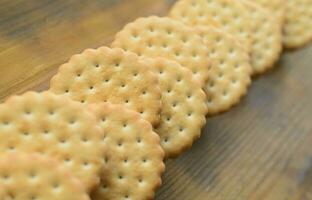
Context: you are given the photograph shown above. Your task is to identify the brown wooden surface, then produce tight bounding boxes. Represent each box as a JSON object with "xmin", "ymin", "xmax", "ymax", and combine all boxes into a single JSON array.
[{"xmin": 0, "ymin": 1, "xmax": 312, "ymax": 199}]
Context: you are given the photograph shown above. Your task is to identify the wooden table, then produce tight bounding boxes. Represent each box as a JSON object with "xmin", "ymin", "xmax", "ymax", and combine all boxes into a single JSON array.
[{"xmin": 1, "ymin": 1, "xmax": 312, "ymax": 199}]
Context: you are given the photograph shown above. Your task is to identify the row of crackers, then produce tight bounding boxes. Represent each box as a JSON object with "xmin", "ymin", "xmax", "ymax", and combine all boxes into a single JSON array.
[{"xmin": 0, "ymin": 0, "xmax": 311, "ymax": 199}]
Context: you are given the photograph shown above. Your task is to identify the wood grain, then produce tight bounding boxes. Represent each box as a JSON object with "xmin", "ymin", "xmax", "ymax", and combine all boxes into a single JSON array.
[
  {"xmin": 0, "ymin": 0, "xmax": 173, "ymax": 100},
  {"xmin": 0, "ymin": 1, "xmax": 312, "ymax": 200}
]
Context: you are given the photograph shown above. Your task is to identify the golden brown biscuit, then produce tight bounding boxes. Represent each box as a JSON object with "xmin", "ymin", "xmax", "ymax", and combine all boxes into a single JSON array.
[
  {"xmin": 49, "ymin": 46, "xmax": 161, "ymax": 126},
  {"xmin": 247, "ymin": 0, "xmax": 285, "ymax": 23},
  {"xmin": 0, "ymin": 91, "xmax": 104, "ymax": 191},
  {"xmin": 242, "ymin": 0, "xmax": 282, "ymax": 75},
  {"xmin": 0, "ymin": 152, "xmax": 90, "ymax": 200},
  {"xmin": 169, "ymin": 0, "xmax": 252, "ymax": 52},
  {"xmin": 283, "ymin": 0, "xmax": 312, "ymax": 48},
  {"xmin": 88, "ymin": 103, "xmax": 165, "ymax": 200},
  {"xmin": 145, "ymin": 57, "xmax": 207, "ymax": 158},
  {"xmin": 111, "ymin": 16, "xmax": 211, "ymax": 87},
  {"xmin": 196, "ymin": 26, "xmax": 251, "ymax": 115}
]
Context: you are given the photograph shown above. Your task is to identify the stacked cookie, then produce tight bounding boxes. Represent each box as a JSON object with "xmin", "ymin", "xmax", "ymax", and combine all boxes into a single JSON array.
[{"xmin": 0, "ymin": 0, "xmax": 311, "ymax": 199}]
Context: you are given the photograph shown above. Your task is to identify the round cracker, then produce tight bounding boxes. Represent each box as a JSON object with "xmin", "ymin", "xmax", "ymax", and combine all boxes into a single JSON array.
[
  {"xmin": 0, "ymin": 91, "xmax": 104, "ymax": 191},
  {"xmin": 169, "ymin": 0, "xmax": 252, "ymax": 52},
  {"xmin": 242, "ymin": 0, "xmax": 282, "ymax": 75},
  {"xmin": 247, "ymin": 0, "xmax": 285, "ymax": 24},
  {"xmin": 88, "ymin": 103, "xmax": 164, "ymax": 200},
  {"xmin": 146, "ymin": 58, "xmax": 207, "ymax": 158},
  {"xmin": 0, "ymin": 152, "xmax": 90, "ymax": 200},
  {"xmin": 49, "ymin": 46, "xmax": 161, "ymax": 126},
  {"xmin": 283, "ymin": 0, "xmax": 312, "ymax": 48},
  {"xmin": 196, "ymin": 26, "xmax": 252, "ymax": 115},
  {"xmin": 111, "ymin": 16, "xmax": 211, "ymax": 87}
]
